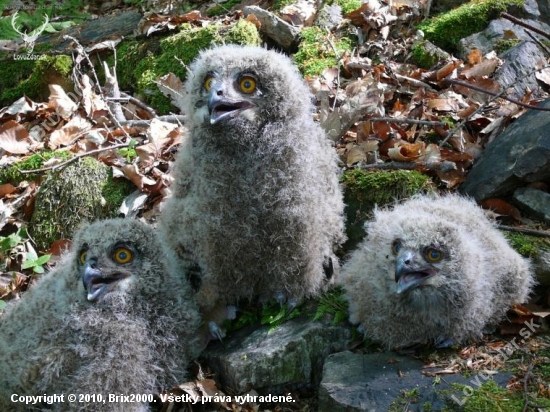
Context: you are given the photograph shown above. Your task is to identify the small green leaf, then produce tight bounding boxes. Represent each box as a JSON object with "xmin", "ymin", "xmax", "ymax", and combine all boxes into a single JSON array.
[
  {"xmin": 0, "ymin": 300, "xmax": 6, "ymax": 310},
  {"xmin": 34, "ymin": 254, "xmax": 51, "ymax": 266},
  {"xmin": 33, "ymin": 265, "xmax": 45, "ymax": 274}
]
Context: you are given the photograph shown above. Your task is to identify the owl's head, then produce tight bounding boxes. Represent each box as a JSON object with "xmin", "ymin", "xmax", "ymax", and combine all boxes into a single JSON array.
[
  {"xmin": 367, "ymin": 207, "xmax": 473, "ymax": 300},
  {"xmin": 184, "ymin": 45, "xmax": 313, "ymax": 132},
  {"xmin": 71, "ymin": 219, "xmax": 166, "ymax": 305}
]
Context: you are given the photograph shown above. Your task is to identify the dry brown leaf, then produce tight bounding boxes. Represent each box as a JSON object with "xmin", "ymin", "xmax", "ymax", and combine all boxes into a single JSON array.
[
  {"xmin": 0, "ymin": 183, "xmax": 16, "ymax": 198},
  {"xmin": 346, "ymin": 145, "xmax": 367, "ymax": 166},
  {"xmin": 480, "ymin": 198, "xmax": 521, "ymax": 221},
  {"xmin": 0, "ymin": 120, "xmax": 34, "ymax": 154},
  {"xmin": 466, "ymin": 49, "xmax": 482, "ymax": 65},
  {"xmin": 121, "ymin": 164, "xmax": 157, "ymax": 190},
  {"xmin": 387, "ymin": 141, "xmax": 424, "ymax": 161},
  {"xmin": 48, "ymin": 84, "xmax": 78, "ymax": 119},
  {"xmin": 49, "ymin": 115, "xmax": 92, "ymax": 149},
  {"xmin": 461, "ymin": 57, "xmax": 500, "ymax": 79}
]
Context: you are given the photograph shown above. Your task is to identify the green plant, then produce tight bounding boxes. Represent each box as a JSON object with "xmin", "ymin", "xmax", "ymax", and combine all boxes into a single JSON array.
[
  {"xmin": 261, "ymin": 302, "xmax": 301, "ymax": 331},
  {"xmin": 22, "ymin": 250, "xmax": 51, "ymax": 274},
  {"xmin": 313, "ymin": 286, "xmax": 349, "ymax": 325}
]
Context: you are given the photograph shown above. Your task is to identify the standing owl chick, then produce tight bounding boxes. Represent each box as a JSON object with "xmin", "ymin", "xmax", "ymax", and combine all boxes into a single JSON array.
[
  {"xmin": 340, "ymin": 194, "xmax": 534, "ymax": 349},
  {"xmin": 0, "ymin": 219, "xmax": 201, "ymax": 411},
  {"xmin": 159, "ymin": 45, "xmax": 346, "ymax": 318}
]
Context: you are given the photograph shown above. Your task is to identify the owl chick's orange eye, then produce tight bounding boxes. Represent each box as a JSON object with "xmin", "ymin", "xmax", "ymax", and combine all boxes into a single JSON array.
[
  {"xmin": 425, "ymin": 247, "xmax": 442, "ymax": 263},
  {"xmin": 239, "ymin": 76, "xmax": 256, "ymax": 94},
  {"xmin": 391, "ymin": 240, "xmax": 402, "ymax": 255},
  {"xmin": 79, "ymin": 250, "xmax": 87, "ymax": 265},
  {"xmin": 204, "ymin": 76, "xmax": 214, "ymax": 91},
  {"xmin": 113, "ymin": 247, "xmax": 133, "ymax": 264}
]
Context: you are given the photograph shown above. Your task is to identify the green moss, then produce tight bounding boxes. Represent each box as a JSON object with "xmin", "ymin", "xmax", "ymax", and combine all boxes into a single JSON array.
[
  {"xmin": 445, "ymin": 380, "xmax": 534, "ymax": 412},
  {"xmin": 294, "ymin": 27, "xmax": 353, "ymax": 76},
  {"xmin": 0, "ymin": 55, "xmax": 73, "ymax": 106},
  {"xmin": 272, "ymin": 0, "xmax": 295, "ymax": 11},
  {"xmin": 342, "ymin": 169, "xmax": 433, "ymax": 250},
  {"xmin": 329, "ymin": 0, "xmax": 361, "ymax": 14},
  {"xmin": 494, "ymin": 39, "xmax": 521, "ymax": 54},
  {"xmin": 388, "ymin": 388, "xmax": 422, "ymax": 412},
  {"xmin": 504, "ymin": 232, "xmax": 549, "ymax": 259},
  {"xmin": 223, "ymin": 19, "xmax": 261, "ymax": 46},
  {"xmin": 417, "ymin": 0, "xmax": 524, "ymax": 53},
  {"xmin": 412, "ymin": 42, "xmax": 440, "ymax": 69},
  {"xmin": 29, "ymin": 157, "xmax": 133, "ymax": 251},
  {"xmin": 0, "ymin": 151, "xmax": 72, "ymax": 185},
  {"xmin": 102, "ymin": 170, "xmax": 135, "ymax": 216}
]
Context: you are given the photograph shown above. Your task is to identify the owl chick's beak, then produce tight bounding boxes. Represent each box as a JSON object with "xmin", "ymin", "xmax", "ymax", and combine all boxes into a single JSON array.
[
  {"xmin": 395, "ymin": 250, "xmax": 437, "ymax": 294},
  {"xmin": 208, "ymin": 93, "xmax": 254, "ymax": 125},
  {"xmin": 82, "ymin": 260, "xmax": 129, "ymax": 302}
]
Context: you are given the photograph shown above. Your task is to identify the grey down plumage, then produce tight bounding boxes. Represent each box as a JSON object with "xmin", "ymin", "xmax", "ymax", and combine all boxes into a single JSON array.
[
  {"xmin": 159, "ymin": 45, "xmax": 346, "ymax": 313},
  {"xmin": 0, "ymin": 218, "xmax": 201, "ymax": 411},
  {"xmin": 340, "ymin": 194, "xmax": 535, "ymax": 348}
]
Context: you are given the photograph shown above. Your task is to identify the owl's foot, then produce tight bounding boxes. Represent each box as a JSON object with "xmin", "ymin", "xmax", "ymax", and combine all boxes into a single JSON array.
[
  {"xmin": 226, "ymin": 305, "xmax": 238, "ymax": 320},
  {"xmin": 273, "ymin": 291, "xmax": 299, "ymax": 311},
  {"xmin": 208, "ymin": 321, "xmax": 226, "ymax": 342},
  {"xmin": 434, "ymin": 336, "xmax": 455, "ymax": 349}
]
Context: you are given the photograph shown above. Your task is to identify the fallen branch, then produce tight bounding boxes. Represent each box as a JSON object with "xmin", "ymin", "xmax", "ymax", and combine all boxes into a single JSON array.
[
  {"xmin": 498, "ymin": 224, "xmax": 550, "ymax": 238},
  {"xmin": 18, "ymin": 143, "xmax": 129, "ymax": 174}
]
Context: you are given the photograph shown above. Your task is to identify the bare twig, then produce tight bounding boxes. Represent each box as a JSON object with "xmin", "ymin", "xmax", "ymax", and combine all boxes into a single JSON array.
[
  {"xmin": 370, "ymin": 117, "xmax": 447, "ymax": 126},
  {"xmin": 447, "ymin": 79, "xmax": 550, "ymax": 111},
  {"xmin": 521, "ymin": 360, "xmax": 535, "ymax": 412},
  {"xmin": 501, "ymin": 13, "xmax": 550, "ymax": 40},
  {"xmin": 18, "ymin": 143, "xmax": 129, "ymax": 174},
  {"xmin": 498, "ymin": 225, "xmax": 550, "ymax": 238}
]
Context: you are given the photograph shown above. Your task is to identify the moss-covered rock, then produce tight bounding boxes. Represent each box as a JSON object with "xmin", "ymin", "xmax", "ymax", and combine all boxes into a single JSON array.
[
  {"xmin": 294, "ymin": 26, "xmax": 353, "ymax": 77},
  {"xmin": 417, "ymin": 0, "xmax": 524, "ymax": 53},
  {"xmin": 0, "ymin": 55, "xmax": 73, "ymax": 106},
  {"xmin": 114, "ymin": 19, "xmax": 261, "ymax": 115},
  {"xmin": 341, "ymin": 169, "xmax": 434, "ymax": 251},
  {"xmin": 30, "ymin": 157, "xmax": 134, "ymax": 251},
  {"xmin": 0, "ymin": 150, "xmax": 72, "ymax": 185}
]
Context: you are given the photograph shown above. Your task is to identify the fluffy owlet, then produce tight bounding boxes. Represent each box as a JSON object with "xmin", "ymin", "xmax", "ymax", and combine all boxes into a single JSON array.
[
  {"xmin": 159, "ymin": 45, "xmax": 346, "ymax": 328},
  {"xmin": 0, "ymin": 218, "xmax": 202, "ymax": 411},
  {"xmin": 340, "ymin": 194, "xmax": 534, "ymax": 348}
]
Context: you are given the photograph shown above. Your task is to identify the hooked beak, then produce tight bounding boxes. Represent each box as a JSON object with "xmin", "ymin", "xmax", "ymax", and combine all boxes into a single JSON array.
[
  {"xmin": 395, "ymin": 250, "xmax": 437, "ymax": 294},
  {"xmin": 82, "ymin": 261, "xmax": 129, "ymax": 302},
  {"xmin": 208, "ymin": 93, "xmax": 254, "ymax": 125}
]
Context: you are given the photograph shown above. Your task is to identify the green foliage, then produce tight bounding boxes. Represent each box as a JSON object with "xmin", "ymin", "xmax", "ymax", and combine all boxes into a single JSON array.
[
  {"xmin": 341, "ymin": 169, "xmax": 434, "ymax": 249},
  {"xmin": 261, "ymin": 302, "xmax": 301, "ymax": 332},
  {"xmin": 313, "ymin": 286, "xmax": 349, "ymax": 325},
  {"xmin": 417, "ymin": 0, "xmax": 524, "ymax": 53},
  {"xmin": 294, "ymin": 27, "xmax": 353, "ymax": 76},
  {"xmin": 0, "ymin": 150, "xmax": 72, "ymax": 185},
  {"xmin": 22, "ymin": 251, "xmax": 51, "ymax": 274}
]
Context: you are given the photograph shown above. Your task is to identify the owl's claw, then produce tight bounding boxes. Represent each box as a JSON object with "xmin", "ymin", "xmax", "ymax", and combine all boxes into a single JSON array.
[
  {"xmin": 273, "ymin": 292, "xmax": 299, "ymax": 311},
  {"xmin": 208, "ymin": 321, "xmax": 226, "ymax": 342},
  {"xmin": 226, "ymin": 305, "xmax": 237, "ymax": 320},
  {"xmin": 434, "ymin": 336, "xmax": 455, "ymax": 348}
]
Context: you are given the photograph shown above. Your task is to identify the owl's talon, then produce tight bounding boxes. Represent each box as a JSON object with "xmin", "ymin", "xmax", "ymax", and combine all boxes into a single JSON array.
[
  {"xmin": 226, "ymin": 305, "xmax": 238, "ymax": 320},
  {"xmin": 208, "ymin": 321, "xmax": 226, "ymax": 342},
  {"xmin": 434, "ymin": 336, "xmax": 454, "ymax": 349}
]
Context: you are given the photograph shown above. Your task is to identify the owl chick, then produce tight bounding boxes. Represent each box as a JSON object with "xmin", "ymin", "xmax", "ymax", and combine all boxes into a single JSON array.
[
  {"xmin": 0, "ymin": 219, "xmax": 201, "ymax": 411},
  {"xmin": 159, "ymin": 45, "xmax": 346, "ymax": 321},
  {"xmin": 340, "ymin": 194, "xmax": 534, "ymax": 349}
]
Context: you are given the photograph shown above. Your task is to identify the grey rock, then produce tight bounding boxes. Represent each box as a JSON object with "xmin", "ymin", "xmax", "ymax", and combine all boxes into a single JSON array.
[
  {"xmin": 537, "ymin": 0, "xmax": 550, "ymax": 21},
  {"xmin": 495, "ymin": 41, "xmax": 548, "ymax": 100},
  {"xmin": 202, "ymin": 318, "xmax": 351, "ymax": 394},
  {"xmin": 461, "ymin": 98, "xmax": 550, "ymax": 202},
  {"xmin": 318, "ymin": 351, "xmax": 512, "ymax": 412},
  {"xmin": 458, "ymin": 18, "xmax": 550, "ymax": 58},
  {"xmin": 513, "ymin": 187, "xmax": 550, "ymax": 224},
  {"xmin": 243, "ymin": 6, "xmax": 300, "ymax": 51}
]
